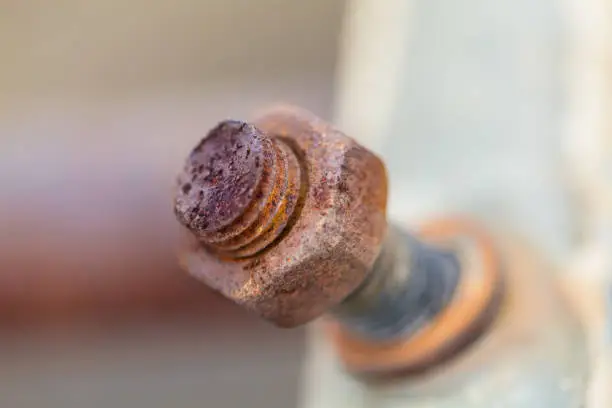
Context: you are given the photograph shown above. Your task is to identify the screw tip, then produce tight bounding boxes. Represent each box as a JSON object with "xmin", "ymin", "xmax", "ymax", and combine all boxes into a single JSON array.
[{"xmin": 174, "ymin": 120, "xmax": 267, "ymax": 235}]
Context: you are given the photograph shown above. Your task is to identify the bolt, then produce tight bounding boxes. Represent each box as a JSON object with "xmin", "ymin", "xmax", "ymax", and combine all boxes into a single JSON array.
[
  {"xmin": 331, "ymin": 225, "xmax": 461, "ymax": 342},
  {"xmin": 175, "ymin": 105, "xmax": 388, "ymax": 327},
  {"xmin": 175, "ymin": 120, "xmax": 302, "ymax": 259},
  {"xmin": 173, "ymin": 107, "xmax": 505, "ymax": 380},
  {"xmin": 173, "ymin": 106, "xmax": 503, "ymax": 365},
  {"xmin": 328, "ymin": 219, "xmax": 505, "ymax": 378}
]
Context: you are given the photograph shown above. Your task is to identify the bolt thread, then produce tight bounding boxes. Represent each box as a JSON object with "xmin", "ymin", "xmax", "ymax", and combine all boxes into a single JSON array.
[
  {"xmin": 202, "ymin": 137, "xmax": 302, "ymax": 258},
  {"xmin": 174, "ymin": 121, "xmax": 303, "ymax": 260}
]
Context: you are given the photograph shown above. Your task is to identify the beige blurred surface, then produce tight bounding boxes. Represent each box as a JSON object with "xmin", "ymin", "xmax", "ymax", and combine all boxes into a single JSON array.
[
  {"xmin": 0, "ymin": 319, "xmax": 304, "ymax": 408},
  {"xmin": 0, "ymin": 1, "xmax": 345, "ymax": 407},
  {"xmin": 0, "ymin": 0, "xmax": 341, "ymax": 100}
]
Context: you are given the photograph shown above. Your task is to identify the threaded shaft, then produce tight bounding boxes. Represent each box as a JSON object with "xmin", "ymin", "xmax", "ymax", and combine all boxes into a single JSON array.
[
  {"xmin": 174, "ymin": 120, "xmax": 302, "ymax": 259},
  {"xmin": 332, "ymin": 225, "xmax": 461, "ymax": 341}
]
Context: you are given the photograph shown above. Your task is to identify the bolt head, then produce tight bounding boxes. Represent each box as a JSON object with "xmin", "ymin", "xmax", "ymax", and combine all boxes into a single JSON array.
[{"xmin": 178, "ymin": 106, "xmax": 388, "ymax": 326}]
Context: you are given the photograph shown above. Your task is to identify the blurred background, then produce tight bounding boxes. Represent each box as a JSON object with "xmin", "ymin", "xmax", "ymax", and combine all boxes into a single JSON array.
[
  {"xmin": 1, "ymin": 0, "xmax": 611, "ymax": 407},
  {"xmin": 0, "ymin": 1, "xmax": 344, "ymax": 407}
]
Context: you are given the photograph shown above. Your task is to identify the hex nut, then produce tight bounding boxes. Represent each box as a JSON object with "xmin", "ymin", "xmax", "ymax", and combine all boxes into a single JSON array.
[{"xmin": 175, "ymin": 106, "xmax": 388, "ymax": 326}]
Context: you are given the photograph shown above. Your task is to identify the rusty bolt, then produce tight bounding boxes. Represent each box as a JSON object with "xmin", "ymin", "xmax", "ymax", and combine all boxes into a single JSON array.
[
  {"xmin": 174, "ymin": 119, "xmax": 302, "ymax": 259},
  {"xmin": 174, "ymin": 106, "xmax": 388, "ymax": 327}
]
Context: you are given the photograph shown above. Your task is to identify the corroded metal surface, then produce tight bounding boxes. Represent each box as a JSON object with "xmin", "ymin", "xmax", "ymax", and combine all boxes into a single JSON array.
[
  {"xmin": 175, "ymin": 120, "xmax": 269, "ymax": 236},
  {"xmin": 328, "ymin": 219, "xmax": 504, "ymax": 379},
  {"xmin": 331, "ymin": 225, "xmax": 461, "ymax": 342},
  {"xmin": 175, "ymin": 106, "xmax": 388, "ymax": 326},
  {"xmin": 175, "ymin": 120, "xmax": 302, "ymax": 258}
]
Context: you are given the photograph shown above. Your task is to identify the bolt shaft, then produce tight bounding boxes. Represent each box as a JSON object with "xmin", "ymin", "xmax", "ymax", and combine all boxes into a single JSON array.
[{"xmin": 332, "ymin": 224, "xmax": 461, "ymax": 341}]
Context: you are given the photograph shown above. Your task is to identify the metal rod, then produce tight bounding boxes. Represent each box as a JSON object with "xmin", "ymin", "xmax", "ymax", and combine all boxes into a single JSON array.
[{"xmin": 331, "ymin": 224, "xmax": 461, "ymax": 341}]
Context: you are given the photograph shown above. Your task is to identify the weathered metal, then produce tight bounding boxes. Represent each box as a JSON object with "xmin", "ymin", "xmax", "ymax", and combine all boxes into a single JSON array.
[
  {"xmin": 175, "ymin": 106, "xmax": 388, "ymax": 327},
  {"xmin": 327, "ymin": 219, "xmax": 504, "ymax": 379},
  {"xmin": 175, "ymin": 119, "xmax": 302, "ymax": 259},
  {"xmin": 174, "ymin": 107, "xmax": 507, "ymax": 382},
  {"xmin": 330, "ymin": 224, "xmax": 461, "ymax": 343}
]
